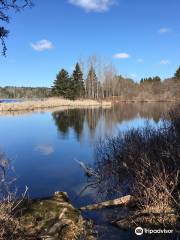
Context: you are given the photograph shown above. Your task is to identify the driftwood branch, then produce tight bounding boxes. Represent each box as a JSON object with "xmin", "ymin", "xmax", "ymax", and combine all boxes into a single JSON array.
[
  {"xmin": 75, "ymin": 159, "xmax": 99, "ymax": 178},
  {"xmin": 11, "ymin": 185, "xmax": 29, "ymax": 212},
  {"xmin": 80, "ymin": 195, "xmax": 135, "ymax": 211}
]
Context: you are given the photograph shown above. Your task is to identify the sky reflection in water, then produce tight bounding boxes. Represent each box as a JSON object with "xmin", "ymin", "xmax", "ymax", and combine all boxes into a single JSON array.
[{"xmin": 0, "ymin": 102, "xmax": 175, "ymax": 239}]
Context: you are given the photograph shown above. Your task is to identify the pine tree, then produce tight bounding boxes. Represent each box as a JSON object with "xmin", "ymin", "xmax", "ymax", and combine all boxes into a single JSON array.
[
  {"xmin": 52, "ymin": 69, "xmax": 70, "ymax": 98},
  {"xmin": 175, "ymin": 66, "xmax": 180, "ymax": 80},
  {"xmin": 86, "ymin": 66, "xmax": 98, "ymax": 99},
  {"xmin": 140, "ymin": 78, "xmax": 144, "ymax": 84},
  {"xmin": 72, "ymin": 63, "xmax": 85, "ymax": 98},
  {"xmin": 153, "ymin": 76, "xmax": 161, "ymax": 82}
]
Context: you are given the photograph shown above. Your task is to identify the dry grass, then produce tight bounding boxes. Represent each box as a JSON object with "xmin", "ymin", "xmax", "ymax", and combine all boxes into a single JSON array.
[
  {"xmin": 0, "ymin": 201, "xmax": 33, "ymax": 240},
  {"xmin": 0, "ymin": 98, "xmax": 111, "ymax": 112},
  {"xmin": 0, "ymin": 154, "xmax": 30, "ymax": 239},
  {"xmin": 134, "ymin": 158, "xmax": 179, "ymax": 226},
  {"xmin": 94, "ymin": 107, "xmax": 180, "ymax": 227}
]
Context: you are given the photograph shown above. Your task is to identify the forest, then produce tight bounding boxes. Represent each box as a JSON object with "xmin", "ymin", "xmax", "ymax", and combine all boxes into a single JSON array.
[
  {"xmin": 51, "ymin": 59, "xmax": 180, "ymax": 101},
  {"xmin": 1, "ymin": 62, "xmax": 180, "ymax": 101},
  {"xmin": 0, "ymin": 86, "xmax": 51, "ymax": 99}
]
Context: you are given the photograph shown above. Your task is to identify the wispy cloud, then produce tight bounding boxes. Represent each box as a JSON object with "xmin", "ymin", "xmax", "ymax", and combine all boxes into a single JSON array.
[
  {"xmin": 130, "ymin": 73, "xmax": 138, "ymax": 79},
  {"xmin": 31, "ymin": 39, "xmax": 54, "ymax": 52},
  {"xmin": 113, "ymin": 52, "xmax": 131, "ymax": 59},
  {"xmin": 158, "ymin": 27, "xmax": 172, "ymax": 34},
  {"xmin": 160, "ymin": 59, "xmax": 170, "ymax": 65},
  {"xmin": 68, "ymin": 0, "xmax": 116, "ymax": 12},
  {"xmin": 137, "ymin": 58, "xmax": 143, "ymax": 63},
  {"xmin": 35, "ymin": 144, "xmax": 54, "ymax": 156}
]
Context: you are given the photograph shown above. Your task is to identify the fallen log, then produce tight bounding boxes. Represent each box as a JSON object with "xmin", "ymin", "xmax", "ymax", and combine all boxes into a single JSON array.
[{"xmin": 80, "ymin": 195, "xmax": 135, "ymax": 211}]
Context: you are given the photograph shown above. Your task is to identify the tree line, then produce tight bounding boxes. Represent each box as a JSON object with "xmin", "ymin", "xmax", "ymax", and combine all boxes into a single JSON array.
[
  {"xmin": 51, "ymin": 62, "xmax": 136, "ymax": 100},
  {"xmin": 0, "ymin": 87, "xmax": 51, "ymax": 99},
  {"xmin": 52, "ymin": 63, "xmax": 85, "ymax": 100},
  {"xmin": 140, "ymin": 76, "xmax": 161, "ymax": 84},
  {"xmin": 140, "ymin": 67, "xmax": 180, "ymax": 84},
  {"xmin": 1, "ymin": 63, "xmax": 180, "ymax": 100},
  {"xmin": 52, "ymin": 63, "xmax": 103, "ymax": 100},
  {"xmin": 52, "ymin": 61, "xmax": 180, "ymax": 100}
]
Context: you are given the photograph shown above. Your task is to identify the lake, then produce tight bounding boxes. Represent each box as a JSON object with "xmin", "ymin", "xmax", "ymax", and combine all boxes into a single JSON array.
[
  {"xmin": 0, "ymin": 102, "xmax": 176, "ymax": 239},
  {"xmin": 0, "ymin": 99, "xmax": 23, "ymax": 103}
]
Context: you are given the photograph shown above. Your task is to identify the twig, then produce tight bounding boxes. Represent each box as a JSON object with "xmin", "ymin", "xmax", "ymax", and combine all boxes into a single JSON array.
[{"xmin": 11, "ymin": 185, "xmax": 29, "ymax": 212}]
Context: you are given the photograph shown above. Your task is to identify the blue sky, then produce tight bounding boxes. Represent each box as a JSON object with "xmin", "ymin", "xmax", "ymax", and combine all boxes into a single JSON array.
[{"xmin": 0, "ymin": 0, "xmax": 180, "ymax": 87}]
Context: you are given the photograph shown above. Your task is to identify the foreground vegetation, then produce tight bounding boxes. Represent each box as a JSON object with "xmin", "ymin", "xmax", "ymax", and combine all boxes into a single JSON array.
[
  {"xmin": 0, "ymin": 0, "xmax": 33, "ymax": 56},
  {"xmin": 0, "ymin": 192, "xmax": 95, "ymax": 240},
  {"xmin": 93, "ymin": 108, "xmax": 180, "ymax": 228}
]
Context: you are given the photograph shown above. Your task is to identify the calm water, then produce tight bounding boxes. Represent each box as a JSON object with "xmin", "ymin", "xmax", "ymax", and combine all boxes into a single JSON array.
[
  {"xmin": 0, "ymin": 102, "xmax": 176, "ymax": 239},
  {"xmin": 0, "ymin": 99, "xmax": 23, "ymax": 103}
]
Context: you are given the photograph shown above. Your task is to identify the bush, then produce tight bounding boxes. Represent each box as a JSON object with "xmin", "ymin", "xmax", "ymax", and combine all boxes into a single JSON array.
[{"xmin": 94, "ymin": 108, "xmax": 180, "ymax": 215}]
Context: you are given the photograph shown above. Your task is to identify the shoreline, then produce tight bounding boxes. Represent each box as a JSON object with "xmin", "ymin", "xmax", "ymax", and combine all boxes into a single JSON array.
[
  {"xmin": 0, "ymin": 191, "xmax": 95, "ymax": 240},
  {"xmin": 0, "ymin": 97, "xmax": 180, "ymax": 112},
  {"xmin": 0, "ymin": 98, "xmax": 111, "ymax": 112}
]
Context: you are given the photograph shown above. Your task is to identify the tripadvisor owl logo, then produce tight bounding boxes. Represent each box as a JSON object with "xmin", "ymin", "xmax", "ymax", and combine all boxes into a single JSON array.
[{"xmin": 135, "ymin": 227, "xmax": 144, "ymax": 235}]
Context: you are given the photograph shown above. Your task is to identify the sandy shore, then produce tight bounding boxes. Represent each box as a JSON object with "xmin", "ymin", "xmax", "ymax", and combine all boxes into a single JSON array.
[{"xmin": 0, "ymin": 98, "xmax": 112, "ymax": 112}]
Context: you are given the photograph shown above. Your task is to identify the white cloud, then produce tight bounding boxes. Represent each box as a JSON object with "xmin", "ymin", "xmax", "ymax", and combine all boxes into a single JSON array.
[
  {"xmin": 68, "ymin": 0, "xmax": 116, "ymax": 12},
  {"xmin": 113, "ymin": 53, "xmax": 131, "ymax": 59},
  {"xmin": 35, "ymin": 144, "xmax": 54, "ymax": 156},
  {"xmin": 31, "ymin": 39, "xmax": 54, "ymax": 52},
  {"xmin": 137, "ymin": 58, "xmax": 143, "ymax": 63},
  {"xmin": 160, "ymin": 59, "xmax": 170, "ymax": 65},
  {"xmin": 158, "ymin": 28, "xmax": 171, "ymax": 34},
  {"xmin": 130, "ymin": 74, "xmax": 137, "ymax": 78}
]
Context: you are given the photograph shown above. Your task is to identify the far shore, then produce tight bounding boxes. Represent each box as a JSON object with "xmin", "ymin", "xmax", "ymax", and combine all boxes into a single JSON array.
[
  {"xmin": 0, "ymin": 98, "xmax": 112, "ymax": 112},
  {"xmin": 0, "ymin": 97, "xmax": 180, "ymax": 112}
]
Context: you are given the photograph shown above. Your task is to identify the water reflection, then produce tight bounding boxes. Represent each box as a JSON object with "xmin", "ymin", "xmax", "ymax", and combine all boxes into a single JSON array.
[
  {"xmin": 52, "ymin": 109, "xmax": 86, "ymax": 139},
  {"xmin": 0, "ymin": 102, "xmax": 177, "ymax": 240},
  {"xmin": 0, "ymin": 152, "xmax": 16, "ymax": 199},
  {"xmin": 35, "ymin": 144, "xmax": 54, "ymax": 156},
  {"xmin": 52, "ymin": 102, "xmax": 174, "ymax": 142}
]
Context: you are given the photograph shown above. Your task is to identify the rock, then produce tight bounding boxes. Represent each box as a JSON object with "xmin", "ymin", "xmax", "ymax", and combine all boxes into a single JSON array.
[
  {"xmin": 20, "ymin": 191, "xmax": 95, "ymax": 240},
  {"xmin": 48, "ymin": 222, "xmax": 66, "ymax": 235}
]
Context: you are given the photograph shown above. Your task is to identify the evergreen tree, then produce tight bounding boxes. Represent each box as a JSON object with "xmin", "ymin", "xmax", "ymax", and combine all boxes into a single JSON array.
[
  {"xmin": 86, "ymin": 66, "xmax": 98, "ymax": 98},
  {"xmin": 175, "ymin": 66, "xmax": 180, "ymax": 80},
  {"xmin": 52, "ymin": 69, "xmax": 70, "ymax": 98},
  {"xmin": 153, "ymin": 76, "xmax": 161, "ymax": 82},
  {"xmin": 72, "ymin": 63, "xmax": 85, "ymax": 98},
  {"xmin": 140, "ymin": 78, "xmax": 144, "ymax": 84},
  {"xmin": 140, "ymin": 76, "xmax": 161, "ymax": 84}
]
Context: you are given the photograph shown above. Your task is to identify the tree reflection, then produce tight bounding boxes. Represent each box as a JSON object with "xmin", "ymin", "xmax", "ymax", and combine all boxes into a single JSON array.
[
  {"xmin": 89, "ymin": 105, "xmax": 179, "ymax": 203},
  {"xmin": 52, "ymin": 109, "xmax": 86, "ymax": 139},
  {"xmin": 52, "ymin": 103, "xmax": 174, "ymax": 142}
]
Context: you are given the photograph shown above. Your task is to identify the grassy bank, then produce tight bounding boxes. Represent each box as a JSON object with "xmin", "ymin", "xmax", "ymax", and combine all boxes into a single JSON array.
[
  {"xmin": 0, "ymin": 98, "xmax": 111, "ymax": 112},
  {"xmin": 0, "ymin": 193, "xmax": 95, "ymax": 240}
]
